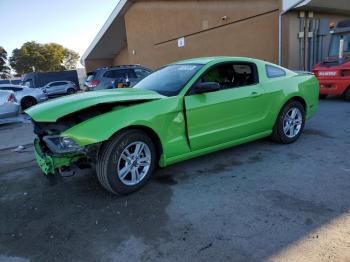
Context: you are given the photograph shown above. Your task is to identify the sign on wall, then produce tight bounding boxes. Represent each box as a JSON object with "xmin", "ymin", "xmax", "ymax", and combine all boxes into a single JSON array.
[{"xmin": 178, "ymin": 37, "xmax": 185, "ymax": 48}]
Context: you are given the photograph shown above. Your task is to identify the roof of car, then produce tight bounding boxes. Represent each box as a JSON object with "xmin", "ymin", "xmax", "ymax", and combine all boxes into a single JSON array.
[
  {"xmin": 0, "ymin": 84, "xmax": 28, "ymax": 89},
  {"xmin": 174, "ymin": 56, "xmax": 257, "ymax": 65}
]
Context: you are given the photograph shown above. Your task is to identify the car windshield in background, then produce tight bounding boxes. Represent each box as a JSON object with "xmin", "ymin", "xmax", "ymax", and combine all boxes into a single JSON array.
[{"xmin": 134, "ymin": 64, "xmax": 202, "ymax": 96}]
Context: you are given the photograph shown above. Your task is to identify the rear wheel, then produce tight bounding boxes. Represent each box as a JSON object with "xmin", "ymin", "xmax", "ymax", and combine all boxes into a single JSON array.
[
  {"xmin": 67, "ymin": 88, "xmax": 76, "ymax": 95},
  {"xmin": 21, "ymin": 97, "xmax": 37, "ymax": 110},
  {"xmin": 319, "ymin": 94, "xmax": 327, "ymax": 99},
  {"xmin": 271, "ymin": 100, "xmax": 305, "ymax": 144},
  {"xmin": 96, "ymin": 129, "xmax": 157, "ymax": 195}
]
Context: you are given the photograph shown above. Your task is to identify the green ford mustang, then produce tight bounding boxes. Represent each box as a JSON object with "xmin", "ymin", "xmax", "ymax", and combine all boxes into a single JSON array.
[{"xmin": 26, "ymin": 57, "xmax": 319, "ymax": 195}]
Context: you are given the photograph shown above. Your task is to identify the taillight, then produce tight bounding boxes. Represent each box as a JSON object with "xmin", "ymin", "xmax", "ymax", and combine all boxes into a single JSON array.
[
  {"xmin": 90, "ymin": 80, "xmax": 100, "ymax": 88},
  {"xmin": 7, "ymin": 94, "xmax": 15, "ymax": 103}
]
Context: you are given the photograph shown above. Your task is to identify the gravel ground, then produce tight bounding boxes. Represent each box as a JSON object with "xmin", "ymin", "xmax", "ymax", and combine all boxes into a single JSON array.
[{"xmin": 0, "ymin": 98, "xmax": 349, "ymax": 262}]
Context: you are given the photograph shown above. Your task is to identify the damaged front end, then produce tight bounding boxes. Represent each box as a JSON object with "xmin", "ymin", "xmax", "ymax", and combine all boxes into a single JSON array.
[
  {"xmin": 26, "ymin": 88, "xmax": 165, "ymax": 177},
  {"xmin": 32, "ymin": 120, "xmax": 100, "ymax": 177}
]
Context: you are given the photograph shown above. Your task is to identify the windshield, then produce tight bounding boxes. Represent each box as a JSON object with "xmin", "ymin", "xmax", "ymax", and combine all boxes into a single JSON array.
[
  {"xmin": 329, "ymin": 33, "xmax": 350, "ymax": 57},
  {"xmin": 134, "ymin": 64, "xmax": 203, "ymax": 96}
]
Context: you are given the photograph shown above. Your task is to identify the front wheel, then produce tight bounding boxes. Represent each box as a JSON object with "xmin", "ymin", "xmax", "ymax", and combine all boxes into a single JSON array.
[
  {"xmin": 271, "ymin": 100, "xmax": 305, "ymax": 144},
  {"xmin": 96, "ymin": 130, "xmax": 157, "ymax": 195}
]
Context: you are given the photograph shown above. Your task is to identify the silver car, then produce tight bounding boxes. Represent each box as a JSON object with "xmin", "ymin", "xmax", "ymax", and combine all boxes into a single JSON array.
[
  {"xmin": 0, "ymin": 84, "xmax": 48, "ymax": 110},
  {"xmin": 0, "ymin": 90, "xmax": 20, "ymax": 118},
  {"xmin": 42, "ymin": 81, "xmax": 77, "ymax": 96}
]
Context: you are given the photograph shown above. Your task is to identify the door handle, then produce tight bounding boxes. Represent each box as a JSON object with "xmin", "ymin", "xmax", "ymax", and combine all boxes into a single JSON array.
[{"xmin": 250, "ymin": 91, "xmax": 262, "ymax": 98}]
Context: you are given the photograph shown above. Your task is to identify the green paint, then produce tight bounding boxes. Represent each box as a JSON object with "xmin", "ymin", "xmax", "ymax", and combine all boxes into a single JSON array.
[{"xmin": 27, "ymin": 57, "xmax": 319, "ymax": 171}]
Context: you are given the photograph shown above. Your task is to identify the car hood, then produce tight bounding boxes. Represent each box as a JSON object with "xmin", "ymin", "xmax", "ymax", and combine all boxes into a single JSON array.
[{"xmin": 26, "ymin": 88, "xmax": 165, "ymax": 122}]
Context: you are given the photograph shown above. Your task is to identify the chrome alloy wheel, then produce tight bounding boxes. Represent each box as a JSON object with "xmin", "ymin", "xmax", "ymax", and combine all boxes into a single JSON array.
[
  {"xmin": 283, "ymin": 107, "xmax": 303, "ymax": 138},
  {"xmin": 117, "ymin": 141, "xmax": 151, "ymax": 186}
]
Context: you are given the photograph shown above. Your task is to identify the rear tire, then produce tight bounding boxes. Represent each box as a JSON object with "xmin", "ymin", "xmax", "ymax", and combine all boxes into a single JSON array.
[
  {"xmin": 344, "ymin": 87, "xmax": 350, "ymax": 102},
  {"xmin": 96, "ymin": 129, "xmax": 157, "ymax": 195},
  {"xmin": 67, "ymin": 88, "xmax": 76, "ymax": 95},
  {"xmin": 271, "ymin": 100, "xmax": 305, "ymax": 144},
  {"xmin": 21, "ymin": 97, "xmax": 37, "ymax": 110},
  {"xmin": 319, "ymin": 94, "xmax": 327, "ymax": 99}
]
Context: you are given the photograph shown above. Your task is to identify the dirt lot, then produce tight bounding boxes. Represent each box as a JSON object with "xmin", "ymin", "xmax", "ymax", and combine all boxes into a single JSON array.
[{"xmin": 0, "ymin": 98, "xmax": 349, "ymax": 262}]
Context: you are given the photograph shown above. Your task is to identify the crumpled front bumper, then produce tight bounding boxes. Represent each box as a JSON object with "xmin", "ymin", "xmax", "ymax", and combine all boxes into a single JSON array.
[{"xmin": 34, "ymin": 138, "xmax": 85, "ymax": 175}]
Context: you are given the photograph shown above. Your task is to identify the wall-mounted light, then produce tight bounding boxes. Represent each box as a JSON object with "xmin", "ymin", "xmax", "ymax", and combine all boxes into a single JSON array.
[{"xmin": 132, "ymin": 49, "xmax": 136, "ymax": 55}]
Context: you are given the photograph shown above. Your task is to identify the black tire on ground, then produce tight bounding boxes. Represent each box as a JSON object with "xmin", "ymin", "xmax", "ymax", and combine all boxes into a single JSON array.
[
  {"xmin": 67, "ymin": 88, "xmax": 76, "ymax": 95},
  {"xmin": 270, "ymin": 100, "xmax": 306, "ymax": 144},
  {"xmin": 21, "ymin": 97, "xmax": 37, "ymax": 110},
  {"xmin": 96, "ymin": 129, "xmax": 157, "ymax": 195},
  {"xmin": 319, "ymin": 94, "xmax": 327, "ymax": 99},
  {"xmin": 344, "ymin": 87, "xmax": 350, "ymax": 102}
]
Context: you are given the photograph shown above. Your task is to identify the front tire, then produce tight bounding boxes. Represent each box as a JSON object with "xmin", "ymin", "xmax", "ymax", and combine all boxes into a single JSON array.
[
  {"xmin": 271, "ymin": 100, "xmax": 305, "ymax": 144},
  {"xmin": 96, "ymin": 129, "xmax": 157, "ymax": 195}
]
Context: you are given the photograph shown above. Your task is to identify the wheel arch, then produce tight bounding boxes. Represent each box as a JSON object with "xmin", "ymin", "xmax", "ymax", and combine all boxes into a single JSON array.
[
  {"xmin": 107, "ymin": 125, "xmax": 164, "ymax": 162},
  {"xmin": 20, "ymin": 96, "xmax": 37, "ymax": 106},
  {"xmin": 272, "ymin": 95, "xmax": 307, "ymax": 128}
]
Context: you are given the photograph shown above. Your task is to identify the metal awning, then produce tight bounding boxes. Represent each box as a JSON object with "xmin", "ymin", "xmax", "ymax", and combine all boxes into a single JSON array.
[{"xmin": 294, "ymin": 0, "xmax": 350, "ymax": 15}]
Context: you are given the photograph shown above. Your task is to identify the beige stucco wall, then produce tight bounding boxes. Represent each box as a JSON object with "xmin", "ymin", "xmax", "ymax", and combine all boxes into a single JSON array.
[
  {"xmin": 113, "ymin": 47, "xmax": 130, "ymax": 65},
  {"xmin": 85, "ymin": 59, "xmax": 113, "ymax": 73},
  {"xmin": 113, "ymin": 0, "xmax": 280, "ymax": 69}
]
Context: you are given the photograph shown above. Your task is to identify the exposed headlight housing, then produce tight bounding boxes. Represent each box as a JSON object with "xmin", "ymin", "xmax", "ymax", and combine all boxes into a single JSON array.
[{"xmin": 43, "ymin": 135, "xmax": 84, "ymax": 154}]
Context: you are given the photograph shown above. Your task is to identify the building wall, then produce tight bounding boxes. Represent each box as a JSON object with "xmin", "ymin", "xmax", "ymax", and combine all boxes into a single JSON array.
[
  {"xmin": 114, "ymin": 0, "xmax": 280, "ymax": 69},
  {"xmin": 283, "ymin": 11, "xmax": 349, "ymax": 70},
  {"xmin": 85, "ymin": 59, "xmax": 113, "ymax": 73},
  {"xmin": 113, "ymin": 47, "xmax": 130, "ymax": 65}
]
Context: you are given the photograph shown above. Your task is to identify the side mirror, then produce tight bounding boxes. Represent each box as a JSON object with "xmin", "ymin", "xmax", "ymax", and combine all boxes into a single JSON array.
[{"xmin": 193, "ymin": 82, "xmax": 220, "ymax": 94}]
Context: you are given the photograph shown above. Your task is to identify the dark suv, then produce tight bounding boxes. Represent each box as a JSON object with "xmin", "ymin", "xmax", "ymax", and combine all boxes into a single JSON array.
[{"xmin": 84, "ymin": 65, "xmax": 152, "ymax": 91}]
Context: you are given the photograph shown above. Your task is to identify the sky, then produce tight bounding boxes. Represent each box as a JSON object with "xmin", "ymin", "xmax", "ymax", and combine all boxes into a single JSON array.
[{"xmin": 0, "ymin": 0, "xmax": 119, "ymax": 67}]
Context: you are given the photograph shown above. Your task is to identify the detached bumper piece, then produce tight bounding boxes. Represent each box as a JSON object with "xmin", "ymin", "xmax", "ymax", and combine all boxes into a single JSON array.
[{"xmin": 34, "ymin": 138, "xmax": 85, "ymax": 176}]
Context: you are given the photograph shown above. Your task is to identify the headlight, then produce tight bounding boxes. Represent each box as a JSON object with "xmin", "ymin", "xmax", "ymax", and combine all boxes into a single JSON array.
[{"xmin": 43, "ymin": 135, "xmax": 84, "ymax": 154}]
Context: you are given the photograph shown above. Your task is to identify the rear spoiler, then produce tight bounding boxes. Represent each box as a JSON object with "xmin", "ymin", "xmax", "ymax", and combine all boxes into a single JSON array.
[{"xmin": 293, "ymin": 70, "xmax": 314, "ymax": 75}]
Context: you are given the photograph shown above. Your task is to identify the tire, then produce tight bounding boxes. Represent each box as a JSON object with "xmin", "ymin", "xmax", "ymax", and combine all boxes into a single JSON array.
[
  {"xmin": 319, "ymin": 94, "xmax": 327, "ymax": 100},
  {"xmin": 271, "ymin": 100, "xmax": 305, "ymax": 144},
  {"xmin": 344, "ymin": 87, "xmax": 350, "ymax": 102},
  {"xmin": 96, "ymin": 129, "xmax": 157, "ymax": 195},
  {"xmin": 67, "ymin": 88, "xmax": 76, "ymax": 95},
  {"xmin": 21, "ymin": 97, "xmax": 37, "ymax": 110}
]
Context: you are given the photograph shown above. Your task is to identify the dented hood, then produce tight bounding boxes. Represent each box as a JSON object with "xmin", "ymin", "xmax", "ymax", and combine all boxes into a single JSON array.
[{"xmin": 26, "ymin": 88, "xmax": 165, "ymax": 122}]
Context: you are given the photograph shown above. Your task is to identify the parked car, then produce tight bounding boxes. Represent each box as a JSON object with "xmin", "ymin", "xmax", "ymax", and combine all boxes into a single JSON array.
[
  {"xmin": 42, "ymin": 81, "xmax": 77, "ymax": 96},
  {"xmin": 0, "ymin": 90, "xmax": 20, "ymax": 118},
  {"xmin": 26, "ymin": 57, "xmax": 319, "ymax": 195},
  {"xmin": 84, "ymin": 65, "xmax": 152, "ymax": 91},
  {"xmin": 0, "ymin": 84, "xmax": 48, "ymax": 110},
  {"xmin": 22, "ymin": 70, "xmax": 79, "ymax": 89}
]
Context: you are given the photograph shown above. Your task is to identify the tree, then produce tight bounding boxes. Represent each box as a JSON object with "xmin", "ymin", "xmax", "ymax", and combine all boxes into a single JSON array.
[
  {"xmin": 10, "ymin": 41, "xmax": 80, "ymax": 75},
  {"xmin": 0, "ymin": 47, "xmax": 11, "ymax": 79}
]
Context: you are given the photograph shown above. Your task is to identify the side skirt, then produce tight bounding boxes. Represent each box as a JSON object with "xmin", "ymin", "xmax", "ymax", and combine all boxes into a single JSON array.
[{"xmin": 159, "ymin": 130, "xmax": 272, "ymax": 167}]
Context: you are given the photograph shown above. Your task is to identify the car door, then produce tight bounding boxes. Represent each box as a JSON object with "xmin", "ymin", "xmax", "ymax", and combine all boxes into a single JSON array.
[
  {"xmin": 184, "ymin": 62, "xmax": 271, "ymax": 151},
  {"xmin": 49, "ymin": 82, "xmax": 63, "ymax": 95},
  {"xmin": 57, "ymin": 81, "xmax": 68, "ymax": 94}
]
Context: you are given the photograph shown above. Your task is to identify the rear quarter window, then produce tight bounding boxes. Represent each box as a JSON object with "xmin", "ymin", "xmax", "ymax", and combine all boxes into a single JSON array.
[{"xmin": 266, "ymin": 65, "xmax": 286, "ymax": 78}]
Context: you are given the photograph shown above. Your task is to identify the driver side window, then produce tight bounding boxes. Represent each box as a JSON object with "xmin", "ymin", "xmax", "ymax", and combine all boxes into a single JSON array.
[{"xmin": 200, "ymin": 62, "xmax": 258, "ymax": 90}]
